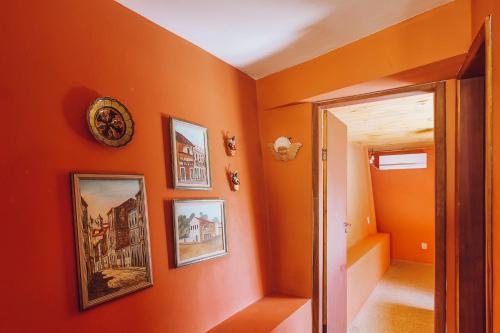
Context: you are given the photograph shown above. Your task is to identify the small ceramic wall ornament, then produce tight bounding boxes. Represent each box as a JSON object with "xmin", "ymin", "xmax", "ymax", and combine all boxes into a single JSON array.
[
  {"xmin": 226, "ymin": 166, "xmax": 240, "ymax": 191},
  {"xmin": 224, "ymin": 132, "xmax": 237, "ymax": 156},
  {"xmin": 268, "ymin": 136, "xmax": 302, "ymax": 161},
  {"xmin": 87, "ymin": 97, "xmax": 134, "ymax": 148}
]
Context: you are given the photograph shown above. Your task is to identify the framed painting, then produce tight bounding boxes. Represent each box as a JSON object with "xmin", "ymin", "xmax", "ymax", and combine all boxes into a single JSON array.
[
  {"xmin": 172, "ymin": 199, "xmax": 228, "ymax": 267},
  {"xmin": 170, "ymin": 117, "xmax": 212, "ymax": 190},
  {"xmin": 71, "ymin": 173, "xmax": 153, "ymax": 310}
]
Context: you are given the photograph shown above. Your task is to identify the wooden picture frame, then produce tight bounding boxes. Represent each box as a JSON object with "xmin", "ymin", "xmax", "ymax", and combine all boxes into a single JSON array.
[
  {"xmin": 71, "ymin": 173, "xmax": 153, "ymax": 310},
  {"xmin": 172, "ymin": 199, "xmax": 228, "ymax": 267},
  {"xmin": 170, "ymin": 117, "xmax": 212, "ymax": 190}
]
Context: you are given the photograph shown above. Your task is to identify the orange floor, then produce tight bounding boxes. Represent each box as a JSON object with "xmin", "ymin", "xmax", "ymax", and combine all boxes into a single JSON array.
[{"xmin": 349, "ymin": 261, "xmax": 434, "ymax": 333}]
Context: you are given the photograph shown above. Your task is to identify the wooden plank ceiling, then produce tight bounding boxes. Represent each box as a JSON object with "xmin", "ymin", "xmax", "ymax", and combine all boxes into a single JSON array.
[{"xmin": 328, "ymin": 92, "xmax": 434, "ymax": 151}]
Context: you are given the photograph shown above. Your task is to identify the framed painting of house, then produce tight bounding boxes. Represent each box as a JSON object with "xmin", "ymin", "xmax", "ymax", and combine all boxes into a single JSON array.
[
  {"xmin": 172, "ymin": 199, "xmax": 228, "ymax": 267},
  {"xmin": 71, "ymin": 173, "xmax": 153, "ymax": 310},
  {"xmin": 170, "ymin": 117, "xmax": 212, "ymax": 190}
]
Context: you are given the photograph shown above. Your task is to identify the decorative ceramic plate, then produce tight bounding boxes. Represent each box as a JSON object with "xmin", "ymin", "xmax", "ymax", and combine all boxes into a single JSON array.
[{"xmin": 87, "ymin": 97, "xmax": 134, "ymax": 147}]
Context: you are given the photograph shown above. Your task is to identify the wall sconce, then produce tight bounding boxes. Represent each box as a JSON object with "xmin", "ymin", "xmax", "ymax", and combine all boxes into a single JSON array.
[
  {"xmin": 268, "ymin": 136, "xmax": 302, "ymax": 161},
  {"xmin": 368, "ymin": 149, "xmax": 380, "ymax": 169},
  {"xmin": 369, "ymin": 149, "xmax": 375, "ymax": 165}
]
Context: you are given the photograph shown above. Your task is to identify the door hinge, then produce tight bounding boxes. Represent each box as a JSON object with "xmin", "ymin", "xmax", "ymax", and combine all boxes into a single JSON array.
[{"xmin": 322, "ymin": 148, "xmax": 327, "ymax": 161}]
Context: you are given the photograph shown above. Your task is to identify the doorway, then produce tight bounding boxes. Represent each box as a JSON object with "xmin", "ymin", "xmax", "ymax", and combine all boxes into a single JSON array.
[
  {"xmin": 311, "ymin": 16, "xmax": 492, "ymax": 333},
  {"xmin": 317, "ymin": 84, "xmax": 446, "ymax": 333},
  {"xmin": 333, "ymin": 90, "xmax": 439, "ymax": 333}
]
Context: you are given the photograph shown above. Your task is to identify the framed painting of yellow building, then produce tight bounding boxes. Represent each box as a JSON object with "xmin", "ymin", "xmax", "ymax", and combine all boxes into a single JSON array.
[
  {"xmin": 71, "ymin": 173, "xmax": 153, "ymax": 310},
  {"xmin": 172, "ymin": 199, "xmax": 228, "ymax": 267},
  {"xmin": 170, "ymin": 117, "xmax": 212, "ymax": 190}
]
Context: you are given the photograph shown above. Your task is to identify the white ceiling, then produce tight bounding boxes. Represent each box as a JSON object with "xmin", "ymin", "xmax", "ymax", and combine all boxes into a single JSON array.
[
  {"xmin": 329, "ymin": 92, "xmax": 434, "ymax": 151},
  {"xmin": 116, "ymin": 0, "xmax": 452, "ymax": 79}
]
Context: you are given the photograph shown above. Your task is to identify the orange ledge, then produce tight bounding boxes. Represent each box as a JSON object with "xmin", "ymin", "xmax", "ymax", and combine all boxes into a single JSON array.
[
  {"xmin": 347, "ymin": 233, "xmax": 391, "ymax": 324},
  {"xmin": 207, "ymin": 295, "xmax": 312, "ymax": 333}
]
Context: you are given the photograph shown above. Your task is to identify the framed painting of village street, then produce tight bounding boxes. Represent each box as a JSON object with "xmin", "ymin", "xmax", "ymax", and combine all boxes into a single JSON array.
[
  {"xmin": 172, "ymin": 199, "xmax": 228, "ymax": 267},
  {"xmin": 170, "ymin": 117, "xmax": 212, "ymax": 190},
  {"xmin": 71, "ymin": 173, "xmax": 153, "ymax": 310}
]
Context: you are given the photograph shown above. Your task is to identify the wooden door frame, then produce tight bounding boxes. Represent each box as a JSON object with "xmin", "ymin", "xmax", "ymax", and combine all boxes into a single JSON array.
[
  {"xmin": 455, "ymin": 15, "xmax": 493, "ymax": 333},
  {"xmin": 311, "ymin": 81, "xmax": 447, "ymax": 333},
  {"xmin": 484, "ymin": 16, "xmax": 493, "ymax": 333}
]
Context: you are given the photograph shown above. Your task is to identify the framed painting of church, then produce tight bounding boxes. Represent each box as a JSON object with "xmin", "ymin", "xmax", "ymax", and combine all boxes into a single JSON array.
[
  {"xmin": 172, "ymin": 199, "xmax": 228, "ymax": 267},
  {"xmin": 170, "ymin": 117, "xmax": 212, "ymax": 190},
  {"xmin": 71, "ymin": 173, "xmax": 153, "ymax": 310}
]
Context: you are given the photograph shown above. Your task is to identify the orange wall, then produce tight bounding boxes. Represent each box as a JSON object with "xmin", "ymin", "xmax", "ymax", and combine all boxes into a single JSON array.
[
  {"xmin": 370, "ymin": 149, "xmax": 435, "ymax": 264},
  {"xmin": 256, "ymin": 0, "xmax": 470, "ymax": 109},
  {"xmin": 470, "ymin": 1, "xmax": 500, "ymax": 331},
  {"xmin": 0, "ymin": 1, "xmax": 271, "ymax": 332},
  {"xmin": 259, "ymin": 103, "xmax": 314, "ymax": 297},
  {"xmin": 347, "ymin": 143, "xmax": 377, "ymax": 248}
]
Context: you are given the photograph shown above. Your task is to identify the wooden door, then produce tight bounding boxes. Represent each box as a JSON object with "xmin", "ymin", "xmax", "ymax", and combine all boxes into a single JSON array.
[
  {"xmin": 455, "ymin": 16, "xmax": 492, "ymax": 333},
  {"xmin": 323, "ymin": 111, "xmax": 347, "ymax": 333}
]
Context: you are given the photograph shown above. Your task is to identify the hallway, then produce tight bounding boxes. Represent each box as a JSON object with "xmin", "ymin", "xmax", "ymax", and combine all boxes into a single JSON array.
[
  {"xmin": 349, "ymin": 261, "xmax": 434, "ymax": 333},
  {"xmin": 2, "ymin": 1, "xmax": 497, "ymax": 332}
]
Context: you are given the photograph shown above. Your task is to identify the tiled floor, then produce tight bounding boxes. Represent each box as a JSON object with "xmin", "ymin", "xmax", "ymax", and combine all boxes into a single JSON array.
[{"xmin": 348, "ymin": 260, "xmax": 434, "ymax": 333}]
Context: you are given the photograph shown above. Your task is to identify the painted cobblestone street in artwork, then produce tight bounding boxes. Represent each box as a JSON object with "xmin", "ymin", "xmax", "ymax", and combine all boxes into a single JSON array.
[{"xmin": 88, "ymin": 267, "xmax": 148, "ymax": 300}]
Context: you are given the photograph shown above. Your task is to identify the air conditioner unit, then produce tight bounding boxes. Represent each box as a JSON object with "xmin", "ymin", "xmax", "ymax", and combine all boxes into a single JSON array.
[{"xmin": 378, "ymin": 153, "xmax": 427, "ymax": 170}]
